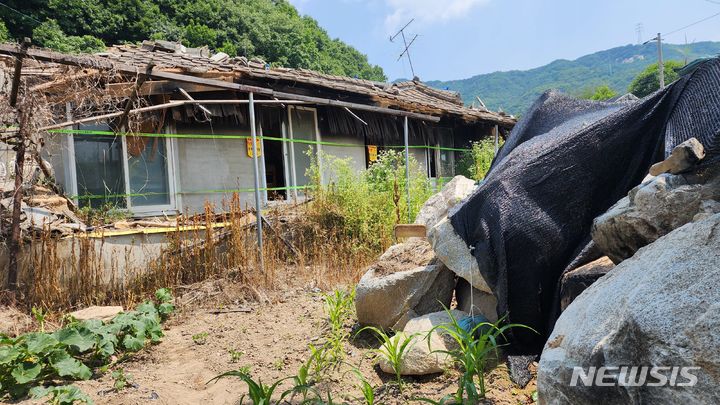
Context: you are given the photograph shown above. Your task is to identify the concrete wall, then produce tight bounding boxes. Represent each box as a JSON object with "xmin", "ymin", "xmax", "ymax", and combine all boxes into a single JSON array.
[
  {"xmin": 321, "ymin": 133, "xmax": 366, "ymax": 183},
  {"xmin": 175, "ymin": 122, "xmax": 257, "ymax": 213}
]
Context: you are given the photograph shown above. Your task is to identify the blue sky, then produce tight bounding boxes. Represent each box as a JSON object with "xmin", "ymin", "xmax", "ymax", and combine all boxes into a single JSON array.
[{"xmin": 289, "ymin": 0, "xmax": 720, "ymax": 81}]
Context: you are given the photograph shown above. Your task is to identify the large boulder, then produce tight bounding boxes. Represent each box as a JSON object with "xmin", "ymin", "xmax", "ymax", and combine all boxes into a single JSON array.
[
  {"xmin": 538, "ymin": 213, "xmax": 720, "ymax": 404},
  {"xmin": 428, "ymin": 217, "xmax": 493, "ymax": 294},
  {"xmin": 592, "ymin": 171, "xmax": 720, "ymax": 263},
  {"xmin": 559, "ymin": 256, "xmax": 614, "ymax": 311},
  {"xmin": 378, "ymin": 309, "xmax": 466, "ymax": 375},
  {"xmin": 415, "ymin": 175, "xmax": 477, "ymax": 230},
  {"xmin": 356, "ymin": 239, "xmax": 456, "ymax": 330}
]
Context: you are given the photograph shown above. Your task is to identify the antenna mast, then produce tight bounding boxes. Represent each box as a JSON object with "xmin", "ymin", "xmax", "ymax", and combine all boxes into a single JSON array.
[
  {"xmin": 636, "ymin": 22, "xmax": 644, "ymax": 45},
  {"xmin": 390, "ymin": 19, "xmax": 418, "ymax": 79}
]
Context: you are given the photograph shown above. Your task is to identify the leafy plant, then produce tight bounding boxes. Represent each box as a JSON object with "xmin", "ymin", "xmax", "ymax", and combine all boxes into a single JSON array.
[
  {"xmin": 0, "ymin": 290, "xmax": 174, "ymax": 401},
  {"xmin": 192, "ymin": 332, "xmax": 209, "ymax": 345},
  {"xmin": 307, "ymin": 150, "xmax": 433, "ymax": 254},
  {"xmin": 31, "ymin": 307, "xmax": 48, "ymax": 333},
  {"xmin": 29, "ymin": 384, "xmax": 93, "ymax": 405},
  {"xmin": 111, "ymin": 368, "xmax": 132, "ymax": 391},
  {"xmin": 456, "ymin": 138, "xmax": 500, "ymax": 181},
  {"xmin": 228, "ymin": 349, "xmax": 244, "ymax": 363},
  {"xmin": 426, "ymin": 309, "xmax": 535, "ymax": 403},
  {"xmin": 357, "ymin": 326, "xmax": 419, "ymax": 386},
  {"xmin": 209, "ymin": 369, "xmax": 291, "ymax": 405}
]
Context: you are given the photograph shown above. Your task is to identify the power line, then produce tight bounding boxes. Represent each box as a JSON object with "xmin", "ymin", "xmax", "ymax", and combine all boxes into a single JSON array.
[
  {"xmin": 0, "ymin": 1, "xmax": 43, "ymax": 24},
  {"xmin": 663, "ymin": 10, "xmax": 720, "ymax": 37}
]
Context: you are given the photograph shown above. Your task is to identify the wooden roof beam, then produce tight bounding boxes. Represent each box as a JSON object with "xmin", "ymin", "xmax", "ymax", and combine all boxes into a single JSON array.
[{"xmin": 0, "ymin": 44, "xmax": 440, "ymax": 123}]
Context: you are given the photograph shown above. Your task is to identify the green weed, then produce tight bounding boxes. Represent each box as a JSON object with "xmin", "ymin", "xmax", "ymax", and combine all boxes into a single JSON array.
[
  {"xmin": 228, "ymin": 349, "xmax": 244, "ymax": 363},
  {"xmin": 209, "ymin": 369, "xmax": 291, "ymax": 405},
  {"xmin": 427, "ymin": 309, "xmax": 534, "ymax": 403},
  {"xmin": 111, "ymin": 368, "xmax": 132, "ymax": 391},
  {"xmin": 31, "ymin": 307, "xmax": 47, "ymax": 333},
  {"xmin": 192, "ymin": 332, "xmax": 209, "ymax": 345},
  {"xmin": 357, "ymin": 326, "xmax": 419, "ymax": 387}
]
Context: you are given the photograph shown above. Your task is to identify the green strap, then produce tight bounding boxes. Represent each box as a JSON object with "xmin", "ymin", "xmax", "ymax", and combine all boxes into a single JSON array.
[{"xmin": 48, "ymin": 129, "xmax": 471, "ymax": 152}]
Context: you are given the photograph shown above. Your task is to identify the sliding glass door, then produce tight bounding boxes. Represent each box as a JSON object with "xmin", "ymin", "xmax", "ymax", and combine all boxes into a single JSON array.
[{"xmin": 72, "ymin": 123, "xmax": 176, "ymax": 214}]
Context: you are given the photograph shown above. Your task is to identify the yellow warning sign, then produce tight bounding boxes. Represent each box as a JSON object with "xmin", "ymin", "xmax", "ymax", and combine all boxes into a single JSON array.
[
  {"xmin": 246, "ymin": 138, "xmax": 262, "ymax": 157},
  {"xmin": 368, "ymin": 145, "xmax": 378, "ymax": 162}
]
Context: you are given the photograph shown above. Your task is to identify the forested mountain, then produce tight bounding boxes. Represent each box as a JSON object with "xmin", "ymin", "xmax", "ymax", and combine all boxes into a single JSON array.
[
  {"xmin": 0, "ymin": 0, "xmax": 386, "ymax": 81},
  {"xmin": 427, "ymin": 41, "xmax": 720, "ymax": 115}
]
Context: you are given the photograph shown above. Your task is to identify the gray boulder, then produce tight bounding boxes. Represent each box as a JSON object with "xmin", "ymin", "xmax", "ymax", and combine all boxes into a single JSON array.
[
  {"xmin": 428, "ymin": 217, "xmax": 493, "ymax": 294},
  {"xmin": 415, "ymin": 175, "xmax": 476, "ymax": 230},
  {"xmin": 378, "ymin": 309, "xmax": 466, "ymax": 375},
  {"xmin": 355, "ymin": 239, "xmax": 456, "ymax": 330},
  {"xmin": 539, "ymin": 213, "xmax": 720, "ymax": 405},
  {"xmin": 592, "ymin": 171, "xmax": 720, "ymax": 263}
]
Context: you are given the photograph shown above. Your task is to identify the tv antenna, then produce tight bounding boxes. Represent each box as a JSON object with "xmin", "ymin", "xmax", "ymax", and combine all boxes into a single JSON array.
[
  {"xmin": 635, "ymin": 22, "xmax": 644, "ymax": 45},
  {"xmin": 390, "ymin": 19, "xmax": 419, "ymax": 79}
]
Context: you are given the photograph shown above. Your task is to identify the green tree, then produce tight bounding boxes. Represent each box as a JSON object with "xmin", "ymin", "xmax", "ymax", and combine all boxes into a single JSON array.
[
  {"xmin": 628, "ymin": 60, "xmax": 685, "ymax": 98},
  {"xmin": 32, "ymin": 20, "xmax": 105, "ymax": 54},
  {"xmin": 589, "ymin": 84, "xmax": 618, "ymax": 101},
  {"xmin": 1, "ymin": 0, "xmax": 386, "ymax": 81},
  {"xmin": 0, "ymin": 21, "xmax": 9, "ymax": 42}
]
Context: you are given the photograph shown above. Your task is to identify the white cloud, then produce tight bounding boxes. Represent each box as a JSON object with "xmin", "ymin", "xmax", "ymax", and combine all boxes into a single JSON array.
[{"xmin": 384, "ymin": 0, "xmax": 490, "ymax": 33}]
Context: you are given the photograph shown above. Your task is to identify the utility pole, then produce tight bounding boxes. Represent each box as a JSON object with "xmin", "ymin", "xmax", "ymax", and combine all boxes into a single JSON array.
[{"xmin": 657, "ymin": 33, "xmax": 665, "ymax": 88}]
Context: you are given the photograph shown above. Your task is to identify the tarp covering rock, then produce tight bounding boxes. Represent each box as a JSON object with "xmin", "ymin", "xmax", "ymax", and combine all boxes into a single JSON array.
[{"xmin": 448, "ymin": 57, "xmax": 720, "ymax": 352}]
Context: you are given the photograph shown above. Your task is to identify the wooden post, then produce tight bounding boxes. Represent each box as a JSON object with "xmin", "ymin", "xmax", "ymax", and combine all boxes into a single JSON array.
[{"xmin": 7, "ymin": 38, "xmax": 30, "ymax": 290}]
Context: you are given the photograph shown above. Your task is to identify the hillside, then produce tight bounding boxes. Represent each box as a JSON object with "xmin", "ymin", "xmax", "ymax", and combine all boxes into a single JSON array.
[
  {"xmin": 427, "ymin": 41, "xmax": 720, "ymax": 115},
  {"xmin": 0, "ymin": 0, "xmax": 386, "ymax": 81}
]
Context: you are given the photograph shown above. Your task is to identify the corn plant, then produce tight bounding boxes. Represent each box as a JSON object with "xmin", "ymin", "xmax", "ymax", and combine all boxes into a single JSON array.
[
  {"xmin": 323, "ymin": 288, "xmax": 355, "ymax": 363},
  {"xmin": 347, "ymin": 368, "xmax": 376, "ymax": 405},
  {"xmin": 357, "ymin": 326, "xmax": 419, "ymax": 386},
  {"xmin": 282, "ymin": 361, "xmax": 318, "ymax": 403},
  {"xmin": 307, "ymin": 343, "xmax": 333, "ymax": 377},
  {"xmin": 427, "ymin": 308, "xmax": 535, "ymax": 403},
  {"xmin": 209, "ymin": 369, "xmax": 291, "ymax": 405}
]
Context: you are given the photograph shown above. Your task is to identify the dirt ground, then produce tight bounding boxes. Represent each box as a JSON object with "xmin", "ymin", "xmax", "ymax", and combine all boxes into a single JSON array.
[{"xmin": 4, "ymin": 278, "xmax": 537, "ymax": 405}]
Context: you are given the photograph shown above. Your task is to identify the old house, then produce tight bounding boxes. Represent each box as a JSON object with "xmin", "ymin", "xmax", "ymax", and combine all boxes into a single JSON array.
[{"xmin": 5, "ymin": 41, "xmax": 515, "ymax": 216}]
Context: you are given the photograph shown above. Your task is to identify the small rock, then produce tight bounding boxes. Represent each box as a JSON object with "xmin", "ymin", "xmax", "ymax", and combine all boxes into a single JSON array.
[
  {"xmin": 649, "ymin": 137, "xmax": 705, "ymax": 176},
  {"xmin": 69, "ymin": 306, "xmax": 124, "ymax": 322},
  {"xmin": 559, "ymin": 256, "xmax": 614, "ymax": 311},
  {"xmin": 378, "ymin": 310, "xmax": 467, "ymax": 375}
]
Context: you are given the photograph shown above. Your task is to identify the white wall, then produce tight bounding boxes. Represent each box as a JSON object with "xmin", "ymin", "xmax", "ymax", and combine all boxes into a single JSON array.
[{"xmin": 175, "ymin": 123, "xmax": 257, "ymax": 213}]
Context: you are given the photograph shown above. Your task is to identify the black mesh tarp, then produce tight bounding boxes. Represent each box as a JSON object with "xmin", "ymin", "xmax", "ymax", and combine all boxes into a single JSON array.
[{"xmin": 449, "ymin": 57, "xmax": 720, "ymax": 353}]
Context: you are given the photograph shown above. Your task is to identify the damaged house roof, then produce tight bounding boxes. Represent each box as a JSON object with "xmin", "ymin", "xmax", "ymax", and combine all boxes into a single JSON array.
[{"xmin": 89, "ymin": 40, "xmax": 516, "ymax": 128}]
